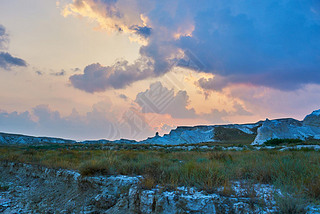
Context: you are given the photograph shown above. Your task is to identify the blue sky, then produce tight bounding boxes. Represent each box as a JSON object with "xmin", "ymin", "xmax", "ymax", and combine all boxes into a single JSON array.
[{"xmin": 0, "ymin": 0, "xmax": 320, "ymax": 140}]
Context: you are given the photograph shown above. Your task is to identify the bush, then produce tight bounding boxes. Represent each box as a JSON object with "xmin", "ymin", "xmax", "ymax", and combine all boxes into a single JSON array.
[
  {"xmin": 264, "ymin": 138, "xmax": 303, "ymax": 146},
  {"xmin": 0, "ymin": 146, "xmax": 319, "ymax": 203},
  {"xmin": 79, "ymin": 160, "xmax": 109, "ymax": 176},
  {"xmin": 306, "ymin": 175, "xmax": 320, "ymax": 200},
  {"xmin": 275, "ymin": 194, "xmax": 307, "ymax": 214},
  {"xmin": 0, "ymin": 184, "xmax": 9, "ymax": 191}
]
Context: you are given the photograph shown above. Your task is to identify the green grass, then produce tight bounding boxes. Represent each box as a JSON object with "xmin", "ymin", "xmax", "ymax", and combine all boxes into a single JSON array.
[
  {"xmin": 264, "ymin": 138, "xmax": 320, "ymax": 146},
  {"xmin": 213, "ymin": 127, "xmax": 256, "ymax": 144},
  {"xmin": 0, "ymin": 177, "xmax": 9, "ymax": 192},
  {"xmin": 0, "ymin": 184, "xmax": 9, "ymax": 191},
  {"xmin": 264, "ymin": 138, "xmax": 303, "ymax": 146},
  {"xmin": 0, "ymin": 145, "xmax": 319, "ymax": 203}
]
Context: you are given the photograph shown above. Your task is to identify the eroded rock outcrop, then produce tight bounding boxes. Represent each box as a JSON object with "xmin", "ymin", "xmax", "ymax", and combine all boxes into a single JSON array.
[
  {"xmin": 303, "ymin": 109, "xmax": 320, "ymax": 128},
  {"xmin": 252, "ymin": 110, "xmax": 320, "ymax": 145},
  {"xmin": 0, "ymin": 162, "xmax": 284, "ymax": 213}
]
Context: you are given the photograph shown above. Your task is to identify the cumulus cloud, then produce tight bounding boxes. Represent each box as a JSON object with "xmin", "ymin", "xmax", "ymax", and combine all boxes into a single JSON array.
[
  {"xmin": 228, "ymin": 84, "xmax": 320, "ymax": 119},
  {"xmin": 135, "ymin": 81, "xmax": 252, "ymax": 122},
  {"xmin": 177, "ymin": 1, "xmax": 320, "ymax": 90},
  {"xmin": 63, "ymin": 0, "xmax": 188, "ymax": 90},
  {"xmin": 62, "ymin": 0, "xmax": 320, "ymax": 91},
  {"xmin": 130, "ymin": 25, "xmax": 152, "ymax": 38},
  {"xmin": 51, "ymin": 69, "xmax": 66, "ymax": 76},
  {"xmin": 135, "ymin": 81, "xmax": 196, "ymax": 118},
  {"xmin": 0, "ymin": 25, "xmax": 8, "ymax": 49},
  {"xmin": 118, "ymin": 94, "xmax": 128, "ymax": 100},
  {"xmin": 202, "ymin": 109, "xmax": 229, "ymax": 124},
  {"xmin": 0, "ymin": 24, "xmax": 27, "ymax": 70},
  {"xmin": 0, "ymin": 103, "xmax": 155, "ymax": 141},
  {"xmin": 35, "ymin": 71, "xmax": 43, "ymax": 75},
  {"xmin": 199, "ymin": 101, "xmax": 251, "ymax": 124},
  {"xmin": 62, "ymin": 0, "xmax": 149, "ymax": 35},
  {"xmin": 197, "ymin": 75, "xmax": 230, "ymax": 92},
  {"xmin": 0, "ymin": 110, "xmax": 36, "ymax": 134},
  {"xmin": 70, "ymin": 59, "xmax": 154, "ymax": 93},
  {"xmin": 0, "ymin": 52, "xmax": 27, "ymax": 70}
]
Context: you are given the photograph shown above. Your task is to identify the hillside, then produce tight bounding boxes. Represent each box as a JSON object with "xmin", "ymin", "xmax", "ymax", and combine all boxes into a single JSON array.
[{"xmin": 0, "ymin": 110, "xmax": 320, "ymax": 145}]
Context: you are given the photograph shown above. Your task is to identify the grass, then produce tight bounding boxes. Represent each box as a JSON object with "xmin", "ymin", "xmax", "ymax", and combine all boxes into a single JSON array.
[
  {"xmin": 275, "ymin": 193, "xmax": 307, "ymax": 214},
  {"xmin": 213, "ymin": 127, "xmax": 256, "ymax": 144},
  {"xmin": 0, "ymin": 184, "xmax": 9, "ymax": 191},
  {"xmin": 264, "ymin": 138, "xmax": 320, "ymax": 146},
  {"xmin": 264, "ymin": 138, "xmax": 303, "ymax": 146},
  {"xmin": 0, "ymin": 145, "xmax": 319, "ymax": 204}
]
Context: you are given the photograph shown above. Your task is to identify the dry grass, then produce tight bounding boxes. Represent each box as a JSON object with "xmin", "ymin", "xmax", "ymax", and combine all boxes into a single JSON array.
[{"xmin": 0, "ymin": 145, "xmax": 319, "ymax": 203}]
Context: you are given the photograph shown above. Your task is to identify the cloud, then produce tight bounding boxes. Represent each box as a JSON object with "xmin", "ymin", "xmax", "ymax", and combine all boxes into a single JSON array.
[
  {"xmin": 0, "ymin": 103, "xmax": 155, "ymax": 141},
  {"xmin": 51, "ymin": 69, "xmax": 66, "ymax": 76},
  {"xmin": 0, "ymin": 25, "xmax": 8, "ymax": 49},
  {"xmin": 228, "ymin": 84, "xmax": 320, "ymax": 119},
  {"xmin": 62, "ymin": 0, "xmax": 148, "ymax": 35},
  {"xmin": 72, "ymin": 67, "xmax": 81, "ymax": 72},
  {"xmin": 135, "ymin": 81, "xmax": 252, "ymax": 121},
  {"xmin": 62, "ymin": 0, "xmax": 186, "ymax": 90},
  {"xmin": 197, "ymin": 75, "xmax": 229, "ymax": 92},
  {"xmin": 62, "ymin": 0, "xmax": 320, "ymax": 91},
  {"xmin": 159, "ymin": 123, "xmax": 176, "ymax": 134},
  {"xmin": 118, "ymin": 94, "xmax": 128, "ymax": 100},
  {"xmin": 0, "ymin": 25, "xmax": 5, "ymax": 36},
  {"xmin": 130, "ymin": 25, "xmax": 152, "ymax": 38},
  {"xmin": 35, "ymin": 71, "xmax": 43, "ymax": 75},
  {"xmin": 199, "ymin": 101, "xmax": 251, "ymax": 124},
  {"xmin": 70, "ymin": 59, "xmax": 154, "ymax": 93},
  {"xmin": 232, "ymin": 101, "xmax": 252, "ymax": 116},
  {"xmin": 202, "ymin": 109, "xmax": 229, "ymax": 124},
  {"xmin": 0, "ymin": 52, "xmax": 27, "ymax": 69},
  {"xmin": 176, "ymin": 1, "xmax": 320, "ymax": 90},
  {"xmin": 0, "ymin": 24, "xmax": 27, "ymax": 70},
  {"xmin": 0, "ymin": 110, "xmax": 36, "ymax": 134},
  {"xmin": 135, "ymin": 81, "xmax": 196, "ymax": 118}
]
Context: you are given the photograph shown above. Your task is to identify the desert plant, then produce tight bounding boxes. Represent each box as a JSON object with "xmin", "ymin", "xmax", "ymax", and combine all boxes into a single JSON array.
[
  {"xmin": 0, "ymin": 184, "xmax": 9, "ymax": 191},
  {"xmin": 264, "ymin": 138, "xmax": 303, "ymax": 146},
  {"xmin": 275, "ymin": 193, "xmax": 307, "ymax": 214}
]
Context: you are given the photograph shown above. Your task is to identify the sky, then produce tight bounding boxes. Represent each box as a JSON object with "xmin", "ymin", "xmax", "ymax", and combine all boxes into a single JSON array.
[{"xmin": 0, "ymin": 0, "xmax": 320, "ymax": 141}]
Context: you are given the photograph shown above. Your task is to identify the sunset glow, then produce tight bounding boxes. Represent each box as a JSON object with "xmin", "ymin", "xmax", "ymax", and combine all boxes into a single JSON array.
[{"xmin": 1, "ymin": 0, "xmax": 320, "ymax": 140}]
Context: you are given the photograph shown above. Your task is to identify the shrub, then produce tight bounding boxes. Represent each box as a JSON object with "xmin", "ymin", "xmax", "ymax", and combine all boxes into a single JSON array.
[
  {"xmin": 264, "ymin": 138, "xmax": 303, "ymax": 146},
  {"xmin": 208, "ymin": 152, "xmax": 228, "ymax": 161},
  {"xmin": 0, "ymin": 145, "xmax": 319, "ymax": 203},
  {"xmin": 141, "ymin": 176, "xmax": 156, "ymax": 189},
  {"xmin": 0, "ymin": 184, "xmax": 9, "ymax": 191},
  {"xmin": 79, "ymin": 160, "xmax": 109, "ymax": 176},
  {"xmin": 275, "ymin": 194, "xmax": 307, "ymax": 214},
  {"xmin": 306, "ymin": 175, "xmax": 320, "ymax": 200}
]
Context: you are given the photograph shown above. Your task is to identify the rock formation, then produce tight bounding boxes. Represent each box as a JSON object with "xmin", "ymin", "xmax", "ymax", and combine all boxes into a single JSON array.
[{"xmin": 253, "ymin": 110, "xmax": 320, "ymax": 145}]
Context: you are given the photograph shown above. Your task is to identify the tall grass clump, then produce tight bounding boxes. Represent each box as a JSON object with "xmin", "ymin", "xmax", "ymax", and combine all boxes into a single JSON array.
[
  {"xmin": 0, "ymin": 146, "xmax": 319, "ymax": 202},
  {"xmin": 264, "ymin": 138, "xmax": 303, "ymax": 146},
  {"xmin": 275, "ymin": 193, "xmax": 307, "ymax": 214}
]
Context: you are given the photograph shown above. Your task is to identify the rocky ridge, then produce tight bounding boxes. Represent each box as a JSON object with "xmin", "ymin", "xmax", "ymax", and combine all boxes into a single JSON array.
[
  {"xmin": 253, "ymin": 110, "xmax": 320, "ymax": 145},
  {"xmin": 2, "ymin": 161, "xmax": 319, "ymax": 213},
  {"xmin": 0, "ymin": 110, "xmax": 320, "ymax": 145}
]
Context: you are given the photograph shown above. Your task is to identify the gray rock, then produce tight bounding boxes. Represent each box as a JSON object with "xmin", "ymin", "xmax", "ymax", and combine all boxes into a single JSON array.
[
  {"xmin": 252, "ymin": 114, "xmax": 320, "ymax": 145},
  {"xmin": 94, "ymin": 191, "xmax": 117, "ymax": 209},
  {"xmin": 303, "ymin": 109, "xmax": 320, "ymax": 127},
  {"xmin": 1, "ymin": 161, "xmax": 320, "ymax": 213}
]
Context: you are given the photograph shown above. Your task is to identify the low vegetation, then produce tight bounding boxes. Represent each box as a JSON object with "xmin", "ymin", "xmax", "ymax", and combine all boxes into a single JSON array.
[
  {"xmin": 264, "ymin": 138, "xmax": 320, "ymax": 146},
  {"xmin": 213, "ymin": 127, "xmax": 256, "ymax": 144},
  {"xmin": 0, "ymin": 184, "xmax": 9, "ymax": 192},
  {"xmin": 0, "ymin": 144, "xmax": 319, "ymax": 204},
  {"xmin": 264, "ymin": 138, "xmax": 303, "ymax": 146}
]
